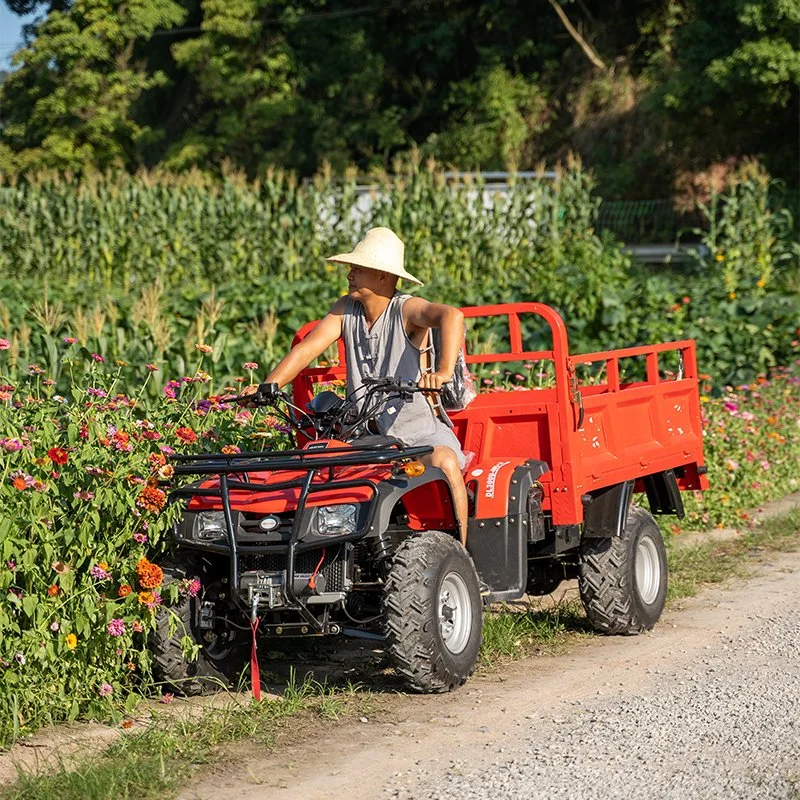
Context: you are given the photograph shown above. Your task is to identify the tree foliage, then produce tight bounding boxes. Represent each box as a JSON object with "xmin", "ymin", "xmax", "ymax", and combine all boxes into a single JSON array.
[{"xmin": 0, "ymin": 0, "xmax": 797, "ymax": 195}]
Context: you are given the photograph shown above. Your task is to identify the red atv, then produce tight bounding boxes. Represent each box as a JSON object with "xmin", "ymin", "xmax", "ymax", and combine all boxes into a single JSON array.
[{"xmin": 153, "ymin": 303, "xmax": 708, "ymax": 695}]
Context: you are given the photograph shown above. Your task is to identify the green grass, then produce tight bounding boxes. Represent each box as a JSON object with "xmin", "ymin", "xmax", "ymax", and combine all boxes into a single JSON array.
[{"xmin": 4, "ymin": 508, "xmax": 800, "ymax": 800}]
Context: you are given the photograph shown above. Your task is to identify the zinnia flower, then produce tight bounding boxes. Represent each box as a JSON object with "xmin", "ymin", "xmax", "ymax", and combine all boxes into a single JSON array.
[
  {"xmin": 175, "ymin": 427, "xmax": 197, "ymax": 444},
  {"xmin": 136, "ymin": 557, "xmax": 163, "ymax": 589},
  {"xmin": 74, "ymin": 490, "xmax": 95, "ymax": 501},
  {"xmin": 118, "ymin": 584, "xmax": 132, "ymax": 597},
  {"xmin": 90, "ymin": 564, "xmax": 110, "ymax": 580},
  {"xmin": 131, "ymin": 620, "xmax": 144, "ymax": 633},
  {"xmin": 63, "ymin": 337, "xmax": 77, "ymax": 345},
  {"xmin": 0, "ymin": 339, "xmax": 9, "ymax": 350},
  {"xmin": 47, "ymin": 447, "xmax": 69, "ymax": 465},
  {"xmin": 107, "ymin": 618, "xmax": 125, "ymax": 637},
  {"xmin": 145, "ymin": 363, "xmax": 158, "ymax": 372},
  {"xmin": 243, "ymin": 362, "xmax": 259, "ymax": 371},
  {"xmin": 221, "ymin": 445, "xmax": 241, "ymax": 455},
  {"xmin": 195, "ymin": 343, "xmax": 213, "ymax": 354},
  {"xmin": 65, "ymin": 633, "xmax": 77, "ymax": 649},
  {"xmin": 98, "ymin": 682, "xmax": 113, "ymax": 697},
  {"xmin": 137, "ymin": 485, "xmax": 166, "ymax": 514},
  {"xmin": 47, "ymin": 584, "xmax": 59, "ymax": 597},
  {"xmin": 91, "ymin": 353, "xmax": 104, "ymax": 363}
]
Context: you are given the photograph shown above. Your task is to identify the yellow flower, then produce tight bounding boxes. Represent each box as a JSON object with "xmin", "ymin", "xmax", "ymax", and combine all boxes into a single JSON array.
[
  {"xmin": 715, "ymin": 253, "xmax": 725, "ymax": 262},
  {"xmin": 700, "ymin": 396, "xmax": 709, "ymax": 403},
  {"xmin": 728, "ymin": 292, "xmax": 736, "ymax": 300},
  {"xmin": 66, "ymin": 633, "xmax": 77, "ymax": 650},
  {"xmin": 756, "ymin": 279, "xmax": 766, "ymax": 288}
]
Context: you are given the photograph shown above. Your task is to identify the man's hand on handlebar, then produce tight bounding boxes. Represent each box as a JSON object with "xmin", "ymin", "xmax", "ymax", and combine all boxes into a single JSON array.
[
  {"xmin": 417, "ymin": 370, "xmax": 451, "ymax": 392},
  {"xmin": 234, "ymin": 382, "xmax": 280, "ymax": 406}
]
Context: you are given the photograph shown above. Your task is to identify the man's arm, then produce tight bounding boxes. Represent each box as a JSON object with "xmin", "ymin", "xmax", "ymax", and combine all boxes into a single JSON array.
[
  {"xmin": 403, "ymin": 297, "xmax": 465, "ymax": 390},
  {"xmin": 261, "ymin": 298, "xmax": 346, "ymax": 389}
]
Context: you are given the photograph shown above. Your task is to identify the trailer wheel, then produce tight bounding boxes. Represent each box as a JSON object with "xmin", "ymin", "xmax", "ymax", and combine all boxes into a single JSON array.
[
  {"xmin": 578, "ymin": 505, "xmax": 667, "ymax": 634},
  {"xmin": 150, "ymin": 557, "xmax": 246, "ymax": 695},
  {"xmin": 384, "ymin": 531, "xmax": 482, "ymax": 692}
]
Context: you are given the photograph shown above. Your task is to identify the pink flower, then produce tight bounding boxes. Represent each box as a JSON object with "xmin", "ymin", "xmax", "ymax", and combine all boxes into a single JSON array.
[
  {"xmin": 107, "ymin": 618, "xmax": 125, "ymax": 637},
  {"xmin": 146, "ymin": 363, "xmax": 158, "ymax": 372},
  {"xmin": 760, "ymin": 460, "xmax": 771, "ymax": 470},
  {"xmin": 243, "ymin": 362, "xmax": 259, "ymax": 371},
  {"xmin": 725, "ymin": 459, "xmax": 739, "ymax": 471},
  {"xmin": 74, "ymin": 490, "xmax": 95, "ymax": 501},
  {"xmin": 91, "ymin": 353, "xmax": 104, "ymax": 363},
  {"xmin": 63, "ymin": 337, "xmax": 78, "ymax": 345},
  {"xmin": 98, "ymin": 682, "xmax": 113, "ymax": 697},
  {"xmin": 133, "ymin": 532, "xmax": 148, "ymax": 544},
  {"xmin": 50, "ymin": 621, "xmax": 60, "ymax": 632},
  {"xmin": 740, "ymin": 411, "xmax": 755, "ymax": 421},
  {"xmin": 161, "ymin": 693, "xmax": 174, "ymax": 704},
  {"xmin": 158, "ymin": 445, "xmax": 175, "ymax": 455},
  {"xmin": 1, "ymin": 438, "xmax": 23, "ymax": 452},
  {"xmin": 90, "ymin": 564, "xmax": 110, "ymax": 580},
  {"xmin": 131, "ymin": 620, "xmax": 144, "ymax": 633},
  {"xmin": 0, "ymin": 339, "xmax": 9, "ymax": 350},
  {"xmin": 182, "ymin": 578, "xmax": 202, "ymax": 598},
  {"xmin": 163, "ymin": 380, "xmax": 181, "ymax": 399},
  {"xmin": 28, "ymin": 364, "xmax": 45, "ymax": 375},
  {"xmin": 87, "ymin": 387, "xmax": 107, "ymax": 398},
  {"xmin": 723, "ymin": 401, "xmax": 738, "ymax": 414}
]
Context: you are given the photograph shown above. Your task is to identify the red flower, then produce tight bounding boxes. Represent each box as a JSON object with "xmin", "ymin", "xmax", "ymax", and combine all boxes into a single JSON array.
[
  {"xmin": 12, "ymin": 477, "xmax": 27, "ymax": 491},
  {"xmin": 47, "ymin": 447, "xmax": 69, "ymax": 465},
  {"xmin": 175, "ymin": 427, "xmax": 197, "ymax": 444},
  {"xmin": 47, "ymin": 584, "xmax": 59, "ymax": 597}
]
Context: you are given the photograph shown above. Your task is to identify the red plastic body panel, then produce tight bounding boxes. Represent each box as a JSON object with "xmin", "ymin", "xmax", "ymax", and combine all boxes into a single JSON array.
[{"xmin": 292, "ymin": 303, "xmax": 709, "ymax": 526}]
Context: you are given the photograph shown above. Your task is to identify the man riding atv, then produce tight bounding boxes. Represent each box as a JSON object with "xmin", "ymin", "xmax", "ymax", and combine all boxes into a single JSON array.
[{"xmin": 243, "ymin": 227, "xmax": 470, "ymax": 545}]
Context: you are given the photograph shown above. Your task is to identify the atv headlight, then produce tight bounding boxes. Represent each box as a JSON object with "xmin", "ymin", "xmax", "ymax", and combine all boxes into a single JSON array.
[
  {"xmin": 194, "ymin": 510, "xmax": 227, "ymax": 540},
  {"xmin": 314, "ymin": 504, "xmax": 357, "ymax": 536}
]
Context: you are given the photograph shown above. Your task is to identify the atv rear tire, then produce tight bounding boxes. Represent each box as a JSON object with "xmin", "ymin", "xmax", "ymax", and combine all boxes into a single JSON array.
[
  {"xmin": 578, "ymin": 505, "xmax": 668, "ymax": 634},
  {"xmin": 150, "ymin": 557, "xmax": 246, "ymax": 695},
  {"xmin": 384, "ymin": 531, "xmax": 482, "ymax": 692}
]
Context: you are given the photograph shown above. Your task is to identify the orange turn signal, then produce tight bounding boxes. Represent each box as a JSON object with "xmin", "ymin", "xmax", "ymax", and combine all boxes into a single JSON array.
[{"xmin": 403, "ymin": 461, "xmax": 426, "ymax": 477}]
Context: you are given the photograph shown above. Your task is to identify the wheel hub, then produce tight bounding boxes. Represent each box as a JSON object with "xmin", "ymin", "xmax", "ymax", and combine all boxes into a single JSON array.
[
  {"xmin": 439, "ymin": 572, "xmax": 472, "ymax": 654},
  {"xmin": 635, "ymin": 535, "xmax": 661, "ymax": 605}
]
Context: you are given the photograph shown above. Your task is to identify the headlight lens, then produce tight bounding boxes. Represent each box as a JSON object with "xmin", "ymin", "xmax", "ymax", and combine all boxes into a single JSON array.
[
  {"xmin": 315, "ymin": 504, "xmax": 357, "ymax": 536},
  {"xmin": 195, "ymin": 510, "xmax": 227, "ymax": 540}
]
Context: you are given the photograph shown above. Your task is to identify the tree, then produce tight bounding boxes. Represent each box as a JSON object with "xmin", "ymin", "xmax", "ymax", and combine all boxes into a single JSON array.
[{"xmin": 0, "ymin": 0, "xmax": 185, "ymax": 172}]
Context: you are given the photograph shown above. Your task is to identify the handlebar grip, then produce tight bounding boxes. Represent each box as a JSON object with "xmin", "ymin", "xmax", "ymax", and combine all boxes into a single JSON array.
[{"xmin": 256, "ymin": 382, "xmax": 280, "ymax": 401}]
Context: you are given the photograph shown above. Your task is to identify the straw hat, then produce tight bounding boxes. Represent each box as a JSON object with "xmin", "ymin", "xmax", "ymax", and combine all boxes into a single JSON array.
[{"xmin": 326, "ymin": 227, "xmax": 424, "ymax": 286}]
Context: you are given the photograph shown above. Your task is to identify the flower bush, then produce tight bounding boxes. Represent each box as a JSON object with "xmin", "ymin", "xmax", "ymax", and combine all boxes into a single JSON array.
[
  {"xmin": 0, "ymin": 355, "xmax": 288, "ymax": 746},
  {"xmin": 676, "ymin": 361, "xmax": 800, "ymax": 532}
]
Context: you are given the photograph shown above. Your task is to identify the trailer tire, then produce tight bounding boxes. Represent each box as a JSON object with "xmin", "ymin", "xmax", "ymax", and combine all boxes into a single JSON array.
[
  {"xmin": 579, "ymin": 505, "xmax": 667, "ymax": 634},
  {"xmin": 384, "ymin": 531, "xmax": 482, "ymax": 693},
  {"xmin": 151, "ymin": 557, "xmax": 246, "ymax": 695}
]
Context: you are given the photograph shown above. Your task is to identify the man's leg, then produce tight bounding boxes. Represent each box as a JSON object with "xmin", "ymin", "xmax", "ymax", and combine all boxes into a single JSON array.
[{"xmin": 420, "ymin": 445, "xmax": 469, "ymax": 547}]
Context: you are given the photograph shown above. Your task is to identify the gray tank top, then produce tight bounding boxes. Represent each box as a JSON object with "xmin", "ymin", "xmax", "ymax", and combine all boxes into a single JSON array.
[{"xmin": 342, "ymin": 293, "xmax": 446, "ymax": 443}]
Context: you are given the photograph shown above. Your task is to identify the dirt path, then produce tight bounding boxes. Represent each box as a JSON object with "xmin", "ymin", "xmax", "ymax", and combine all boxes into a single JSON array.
[{"xmin": 181, "ymin": 546, "xmax": 800, "ymax": 800}]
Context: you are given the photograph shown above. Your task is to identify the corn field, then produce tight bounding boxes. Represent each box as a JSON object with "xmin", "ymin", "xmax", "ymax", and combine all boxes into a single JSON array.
[{"xmin": 0, "ymin": 157, "xmax": 796, "ymax": 389}]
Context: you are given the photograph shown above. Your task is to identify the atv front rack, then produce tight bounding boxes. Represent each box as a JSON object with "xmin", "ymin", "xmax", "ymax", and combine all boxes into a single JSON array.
[{"xmin": 168, "ymin": 442, "xmax": 433, "ymax": 629}]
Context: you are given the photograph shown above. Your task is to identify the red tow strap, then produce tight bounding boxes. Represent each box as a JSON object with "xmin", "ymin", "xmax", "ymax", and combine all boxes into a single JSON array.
[{"xmin": 250, "ymin": 618, "xmax": 261, "ymax": 701}]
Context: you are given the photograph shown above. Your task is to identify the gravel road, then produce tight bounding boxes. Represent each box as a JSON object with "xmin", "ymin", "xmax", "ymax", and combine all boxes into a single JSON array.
[{"xmin": 184, "ymin": 548, "xmax": 800, "ymax": 800}]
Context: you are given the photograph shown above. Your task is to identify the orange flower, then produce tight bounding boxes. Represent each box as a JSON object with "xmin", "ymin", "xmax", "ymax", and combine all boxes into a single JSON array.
[
  {"xmin": 47, "ymin": 584, "xmax": 59, "ymax": 597},
  {"xmin": 118, "ymin": 584, "xmax": 132, "ymax": 598},
  {"xmin": 137, "ymin": 485, "xmax": 166, "ymax": 514},
  {"xmin": 149, "ymin": 452, "xmax": 167, "ymax": 469},
  {"xmin": 136, "ymin": 557, "xmax": 163, "ymax": 589},
  {"xmin": 12, "ymin": 476, "xmax": 27, "ymax": 491},
  {"xmin": 221, "ymin": 445, "xmax": 240, "ymax": 455},
  {"xmin": 138, "ymin": 590, "xmax": 155, "ymax": 605},
  {"xmin": 175, "ymin": 427, "xmax": 197, "ymax": 444},
  {"xmin": 122, "ymin": 719, "xmax": 134, "ymax": 730},
  {"xmin": 65, "ymin": 633, "xmax": 77, "ymax": 650}
]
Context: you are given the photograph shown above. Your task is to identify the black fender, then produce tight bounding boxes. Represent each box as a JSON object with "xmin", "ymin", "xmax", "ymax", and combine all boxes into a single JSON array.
[
  {"xmin": 369, "ymin": 467, "xmax": 458, "ymax": 536},
  {"xmin": 467, "ymin": 460, "xmax": 550, "ymax": 602},
  {"xmin": 582, "ymin": 469, "xmax": 684, "ymax": 539}
]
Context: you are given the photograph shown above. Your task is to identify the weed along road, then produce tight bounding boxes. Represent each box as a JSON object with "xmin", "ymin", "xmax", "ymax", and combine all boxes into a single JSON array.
[{"xmin": 183, "ymin": 548, "xmax": 800, "ymax": 800}]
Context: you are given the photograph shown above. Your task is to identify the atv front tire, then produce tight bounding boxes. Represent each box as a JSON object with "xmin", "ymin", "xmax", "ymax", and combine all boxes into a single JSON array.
[
  {"xmin": 384, "ymin": 531, "xmax": 482, "ymax": 692},
  {"xmin": 151, "ymin": 557, "xmax": 246, "ymax": 695},
  {"xmin": 578, "ymin": 505, "xmax": 668, "ymax": 634}
]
